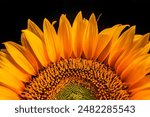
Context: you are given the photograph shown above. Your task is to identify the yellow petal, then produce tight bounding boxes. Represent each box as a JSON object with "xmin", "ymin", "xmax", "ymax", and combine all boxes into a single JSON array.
[
  {"xmin": 98, "ymin": 25, "xmax": 129, "ymax": 62},
  {"xmin": 116, "ymin": 42, "xmax": 150, "ymax": 74},
  {"xmin": 108, "ymin": 26, "xmax": 135, "ymax": 67},
  {"xmin": 133, "ymin": 34, "xmax": 143, "ymax": 40},
  {"xmin": 115, "ymin": 33, "xmax": 150, "ymax": 73},
  {"xmin": 121, "ymin": 55, "xmax": 150, "ymax": 85},
  {"xmin": 21, "ymin": 33, "xmax": 42, "ymax": 68},
  {"xmin": 3, "ymin": 41, "xmax": 38, "ymax": 75},
  {"xmin": 0, "ymin": 68, "xmax": 24, "ymax": 94},
  {"xmin": 93, "ymin": 34, "xmax": 109, "ymax": 60},
  {"xmin": 133, "ymin": 34, "xmax": 143, "ymax": 45},
  {"xmin": 21, "ymin": 33, "xmax": 31, "ymax": 49},
  {"xmin": 0, "ymin": 86, "xmax": 19, "ymax": 100},
  {"xmin": 43, "ymin": 18, "xmax": 60, "ymax": 62},
  {"xmin": 58, "ymin": 14, "xmax": 72, "ymax": 59},
  {"xmin": 22, "ymin": 30, "xmax": 49, "ymax": 67},
  {"xmin": 97, "ymin": 41, "xmax": 112, "ymax": 62},
  {"xmin": 132, "ymin": 33, "xmax": 149, "ymax": 46},
  {"xmin": 130, "ymin": 90, "xmax": 150, "ymax": 100},
  {"xmin": 129, "ymin": 77, "xmax": 150, "ymax": 95},
  {"xmin": 0, "ymin": 95, "xmax": 20, "ymax": 100},
  {"xmin": 83, "ymin": 13, "xmax": 98, "ymax": 59},
  {"xmin": 131, "ymin": 33, "xmax": 149, "ymax": 51},
  {"xmin": 27, "ymin": 19, "xmax": 44, "ymax": 40},
  {"xmin": 93, "ymin": 24, "xmax": 120, "ymax": 60},
  {"xmin": 72, "ymin": 11, "xmax": 86, "ymax": 58},
  {"xmin": 0, "ymin": 52, "xmax": 30, "ymax": 82}
]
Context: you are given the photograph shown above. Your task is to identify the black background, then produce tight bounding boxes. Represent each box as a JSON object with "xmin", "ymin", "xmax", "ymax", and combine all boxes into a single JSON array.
[{"xmin": 0, "ymin": 0, "xmax": 149, "ymax": 46}]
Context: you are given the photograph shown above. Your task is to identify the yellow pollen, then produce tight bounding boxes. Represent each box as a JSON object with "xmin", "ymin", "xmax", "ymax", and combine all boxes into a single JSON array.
[{"xmin": 20, "ymin": 58, "xmax": 130, "ymax": 100}]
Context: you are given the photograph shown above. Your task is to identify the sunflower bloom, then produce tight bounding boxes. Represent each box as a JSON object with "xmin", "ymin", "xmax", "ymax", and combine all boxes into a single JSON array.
[{"xmin": 0, "ymin": 11, "xmax": 150, "ymax": 100}]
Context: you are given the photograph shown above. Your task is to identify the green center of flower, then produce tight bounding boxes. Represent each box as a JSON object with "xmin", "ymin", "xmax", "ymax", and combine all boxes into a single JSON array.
[
  {"xmin": 56, "ymin": 83, "xmax": 96, "ymax": 100},
  {"xmin": 20, "ymin": 58, "xmax": 130, "ymax": 100}
]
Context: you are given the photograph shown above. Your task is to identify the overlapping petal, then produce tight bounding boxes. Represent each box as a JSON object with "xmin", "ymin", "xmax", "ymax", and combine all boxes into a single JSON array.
[
  {"xmin": 98, "ymin": 25, "xmax": 129, "ymax": 62},
  {"xmin": 0, "ymin": 51, "xmax": 30, "ymax": 82},
  {"xmin": 22, "ymin": 30, "xmax": 49, "ymax": 66},
  {"xmin": 43, "ymin": 18, "xmax": 60, "ymax": 62},
  {"xmin": 27, "ymin": 19, "xmax": 44, "ymax": 40},
  {"xmin": 82, "ymin": 13, "xmax": 98, "ymax": 59},
  {"xmin": 0, "ymin": 86, "xmax": 20, "ymax": 100},
  {"xmin": 58, "ymin": 14, "xmax": 72, "ymax": 59},
  {"xmin": 0, "ymin": 68, "xmax": 24, "ymax": 94},
  {"xmin": 108, "ymin": 26, "xmax": 135, "ymax": 66},
  {"xmin": 0, "ymin": 11, "xmax": 150, "ymax": 100},
  {"xmin": 93, "ymin": 24, "xmax": 120, "ymax": 60},
  {"xmin": 72, "ymin": 11, "xmax": 87, "ymax": 58},
  {"xmin": 3, "ymin": 41, "xmax": 38, "ymax": 75}
]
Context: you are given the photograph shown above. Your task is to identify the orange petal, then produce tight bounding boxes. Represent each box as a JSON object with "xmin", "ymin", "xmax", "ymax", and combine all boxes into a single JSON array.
[
  {"xmin": 3, "ymin": 41, "xmax": 38, "ymax": 75},
  {"xmin": 129, "ymin": 77, "xmax": 150, "ymax": 95},
  {"xmin": 133, "ymin": 34, "xmax": 143, "ymax": 41},
  {"xmin": 94, "ymin": 24, "xmax": 120, "ymax": 60},
  {"xmin": 0, "ymin": 52, "xmax": 30, "ymax": 82},
  {"xmin": 0, "ymin": 86, "xmax": 20, "ymax": 100},
  {"xmin": 0, "ymin": 95, "xmax": 20, "ymax": 100},
  {"xmin": 98, "ymin": 25, "xmax": 129, "ymax": 63},
  {"xmin": 131, "ymin": 33, "xmax": 149, "ymax": 51},
  {"xmin": 22, "ymin": 30, "xmax": 49, "ymax": 67},
  {"xmin": 108, "ymin": 26, "xmax": 135, "ymax": 67},
  {"xmin": 0, "ymin": 68, "xmax": 24, "ymax": 94},
  {"xmin": 121, "ymin": 55, "xmax": 150, "ymax": 85},
  {"xmin": 27, "ymin": 19, "xmax": 44, "ymax": 40},
  {"xmin": 58, "ymin": 14, "xmax": 72, "ymax": 59},
  {"xmin": 93, "ymin": 34, "xmax": 109, "ymax": 60},
  {"xmin": 21, "ymin": 33, "xmax": 30, "ymax": 48},
  {"xmin": 115, "ymin": 34, "xmax": 150, "ymax": 74},
  {"xmin": 116, "ymin": 43, "xmax": 150, "ymax": 75},
  {"xmin": 72, "ymin": 11, "xmax": 86, "ymax": 58},
  {"xmin": 130, "ymin": 90, "xmax": 150, "ymax": 100},
  {"xmin": 21, "ymin": 33, "xmax": 42, "ymax": 68},
  {"xmin": 43, "ymin": 18, "xmax": 60, "ymax": 62},
  {"xmin": 82, "ymin": 13, "xmax": 98, "ymax": 59}
]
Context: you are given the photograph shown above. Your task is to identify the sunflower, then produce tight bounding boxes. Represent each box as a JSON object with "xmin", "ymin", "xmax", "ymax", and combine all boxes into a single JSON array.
[{"xmin": 0, "ymin": 11, "xmax": 150, "ymax": 100}]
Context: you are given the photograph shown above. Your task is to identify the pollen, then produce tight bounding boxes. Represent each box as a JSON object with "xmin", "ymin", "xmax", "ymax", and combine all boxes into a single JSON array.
[{"xmin": 20, "ymin": 58, "xmax": 130, "ymax": 100}]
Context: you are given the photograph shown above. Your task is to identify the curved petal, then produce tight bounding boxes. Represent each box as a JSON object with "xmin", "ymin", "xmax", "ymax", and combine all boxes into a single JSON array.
[
  {"xmin": 131, "ymin": 33, "xmax": 149, "ymax": 50},
  {"xmin": 0, "ymin": 68, "xmax": 24, "ymax": 94},
  {"xmin": 3, "ymin": 41, "xmax": 38, "ymax": 75},
  {"xmin": 21, "ymin": 33, "xmax": 42, "ymax": 68},
  {"xmin": 43, "ymin": 18, "xmax": 60, "ymax": 62},
  {"xmin": 0, "ymin": 95, "xmax": 19, "ymax": 100},
  {"xmin": 93, "ymin": 34, "xmax": 109, "ymax": 60},
  {"xmin": 0, "ymin": 86, "xmax": 19, "ymax": 100},
  {"xmin": 22, "ymin": 30, "xmax": 49, "ymax": 67},
  {"xmin": 98, "ymin": 25, "xmax": 129, "ymax": 63},
  {"xmin": 72, "ymin": 11, "xmax": 86, "ymax": 58},
  {"xmin": 130, "ymin": 90, "xmax": 150, "ymax": 100},
  {"xmin": 121, "ymin": 55, "xmax": 150, "ymax": 86},
  {"xmin": 97, "ymin": 40, "xmax": 112, "ymax": 62},
  {"xmin": 0, "ymin": 52, "xmax": 30, "ymax": 82},
  {"xmin": 58, "ymin": 14, "xmax": 72, "ymax": 59},
  {"xmin": 129, "ymin": 77, "xmax": 150, "ymax": 95},
  {"xmin": 115, "ymin": 34, "xmax": 150, "ymax": 74},
  {"xmin": 93, "ymin": 24, "xmax": 120, "ymax": 60},
  {"xmin": 133, "ymin": 34, "xmax": 143, "ymax": 41},
  {"xmin": 27, "ymin": 19, "xmax": 44, "ymax": 40},
  {"xmin": 108, "ymin": 26, "xmax": 135, "ymax": 67},
  {"xmin": 82, "ymin": 13, "xmax": 98, "ymax": 59}
]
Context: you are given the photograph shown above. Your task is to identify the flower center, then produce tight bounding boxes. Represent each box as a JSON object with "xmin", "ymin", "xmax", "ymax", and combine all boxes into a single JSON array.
[
  {"xmin": 20, "ymin": 58, "xmax": 130, "ymax": 100},
  {"xmin": 56, "ymin": 83, "xmax": 96, "ymax": 100}
]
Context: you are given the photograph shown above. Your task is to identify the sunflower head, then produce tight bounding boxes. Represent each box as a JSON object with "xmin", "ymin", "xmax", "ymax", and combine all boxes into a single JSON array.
[{"xmin": 0, "ymin": 11, "xmax": 150, "ymax": 100}]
